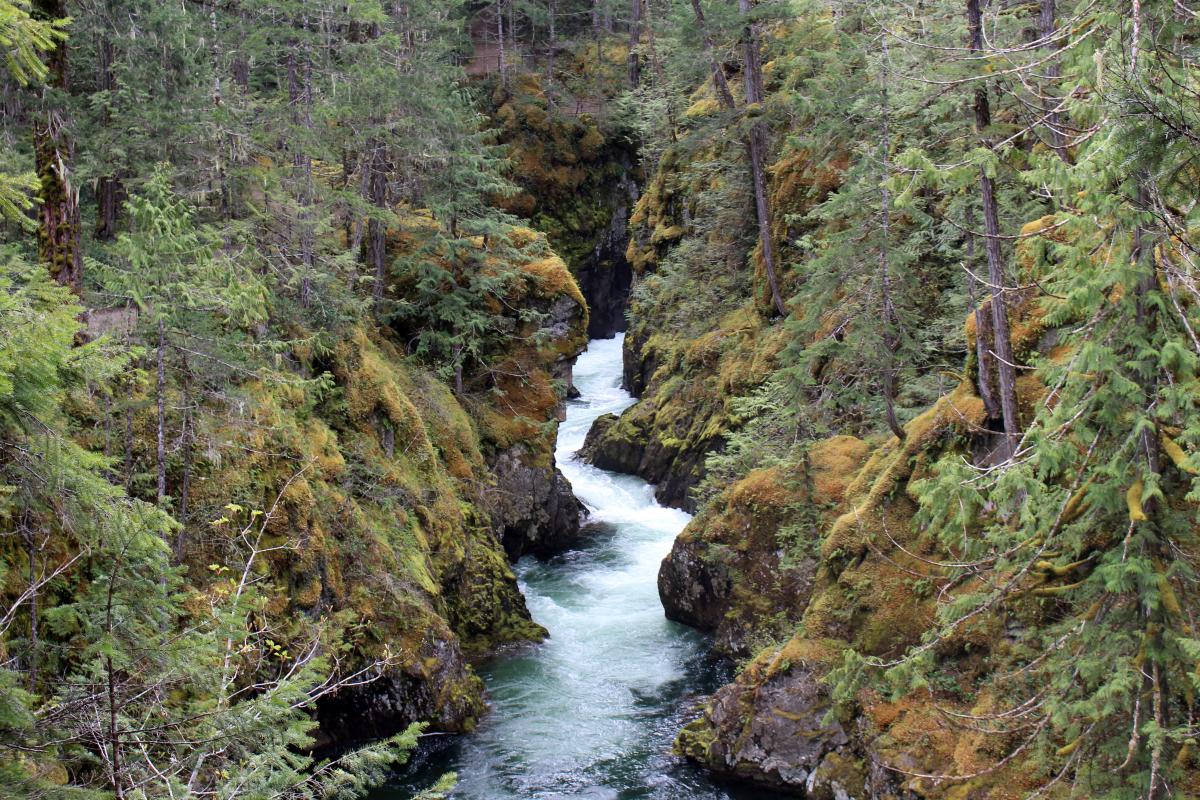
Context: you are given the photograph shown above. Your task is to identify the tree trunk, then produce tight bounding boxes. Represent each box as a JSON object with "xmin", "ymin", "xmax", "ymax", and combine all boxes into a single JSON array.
[
  {"xmin": 629, "ymin": 0, "xmax": 643, "ymax": 86},
  {"xmin": 287, "ymin": 42, "xmax": 316, "ymax": 307},
  {"xmin": 95, "ymin": 25, "xmax": 120, "ymax": 239},
  {"xmin": 367, "ymin": 138, "xmax": 389, "ymax": 306},
  {"xmin": 1039, "ymin": 0, "xmax": 1069, "ymax": 162},
  {"xmin": 967, "ymin": 221, "xmax": 1001, "ymax": 420},
  {"xmin": 208, "ymin": 0, "xmax": 235, "ymax": 216},
  {"xmin": 1133, "ymin": 174, "xmax": 1161, "ymax": 483},
  {"xmin": 878, "ymin": 35, "xmax": 905, "ymax": 441},
  {"xmin": 968, "ymin": 0, "xmax": 1020, "ymax": 459},
  {"xmin": 96, "ymin": 176, "xmax": 120, "ymax": 241},
  {"xmin": 32, "ymin": 0, "xmax": 82, "ymax": 291},
  {"xmin": 24, "ymin": 516, "xmax": 37, "ymax": 691},
  {"xmin": 496, "ymin": 0, "xmax": 507, "ymax": 85},
  {"xmin": 453, "ymin": 341, "xmax": 464, "ymax": 396},
  {"xmin": 156, "ymin": 319, "xmax": 167, "ymax": 508},
  {"xmin": 688, "ymin": 0, "xmax": 735, "ymax": 110},
  {"xmin": 739, "ymin": 0, "xmax": 786, "ymax": 318},
  {"xmin": 104, "ymin": 563, "xmax": 125, "ymax": 800},
  {"xmin": 174, "ymin": 355, "xmax": 193, "ymax": 563},
  {"xmin": 124, "ymin": 376, "xmax": 134, "ymax": 489},
  {"xmin": 546, "ymin": 0, "xmax": 557, "ymax": 107},
  {"xmin": 508, "ymin": 0, "xmax": 516, "ymax": 52}
]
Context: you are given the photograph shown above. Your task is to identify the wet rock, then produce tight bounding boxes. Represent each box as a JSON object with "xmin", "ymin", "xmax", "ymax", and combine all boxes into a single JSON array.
[
  {"xmin": 314, "ymin": 623, "xmax": 484, "ymax": 750},
  {"xmin": 576, "ymin": 251, "xmax": 632, "ymax": 340},
  {"xmin": 677, "ymin": 658, "xmax": 858, "ymax": 796},
  {"xmin": 574, "ymin": 153, "xmax": 638, "ymax": 340},
  {"xmin": 578, "ymin": 412, "xmax": 617, "ymax": 461},
  {"xmin": 489, "ymin": 444, "xmax": 585, "ymax": 560},
  {"xmin": 581, "ymin": 401, "xmax": 712, "ymax": 512},
  {"xmin": 621, "ymin": 326, "xmax": 658, "ymax": 397},
  {"xmin": 657, "ymin": 535, "xmax": 733, "ymax": 633},
  {"xmin": 657, "ymin": 464, "xmax": 828, "ymax": 657}
]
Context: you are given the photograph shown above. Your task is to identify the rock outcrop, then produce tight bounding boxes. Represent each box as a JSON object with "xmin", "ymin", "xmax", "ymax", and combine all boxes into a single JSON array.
[
  {"xmin": 657, "ymin": 436, "xmax": 869, "ymax": 657},
  {"xmin": 314, "ymin": 621, "xmax": 485, "ymax": 748},
  {"xmin": 582, "ymin": 396, "xmax": 715, "ymax": 511},
  {"xmin": 490, "ymin": 444, "xmax": 583, "ymax": 559},
  {"xmin": 676, "ymin": 646, "xmax": 860, "ymax": 797}
]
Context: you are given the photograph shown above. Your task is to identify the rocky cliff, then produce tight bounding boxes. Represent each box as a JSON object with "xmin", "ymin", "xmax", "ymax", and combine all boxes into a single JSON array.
[
  {"xmin": 486, "ymin": 61, "xmax": 639, "ymax": 340},
  {"xmin": 148, "ymin": 226, "xmax": 592, "ymax": 749}
]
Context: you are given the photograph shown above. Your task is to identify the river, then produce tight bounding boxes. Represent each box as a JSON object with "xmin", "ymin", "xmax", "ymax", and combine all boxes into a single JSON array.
[{"xmin": 376, "ymin": 336, "xmax": 768, "ymax": 799}]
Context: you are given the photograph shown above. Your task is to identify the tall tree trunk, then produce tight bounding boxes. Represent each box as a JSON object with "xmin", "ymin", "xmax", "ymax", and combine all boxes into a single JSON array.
[
  {"xmin": 688, "ymin": 0, "xmax": 735, "ymax": 110},
  {"xmin": 32, "ymin": 0, "xmax": 82, "ymax": 291},
  {"xmin": 104, "ymin": 561, "xmax": 124, "ymax": 800},
  {"xmin": 174, "ymin": 355, "xmax": 193, "ymax": 563},
  {"xmin": 156, "ymin": 319, "xmax": 167, "ymax": 508},
  {"xmin": 1133, "ymin": 174, "xmax": 1161, "ymax": 482},
  {"xmin": 496, "ymin": 0, "xmax": 508, "ymax": 85},
  {"xmin": 96, "ymin": 177, "xmax": 119, "ymax": 240},
  {"xmin": 968, "ymin": 0, "xmax": 1021, "ymax": 459},
  {"xmin": 628, "ymin": 0, "xmax": 643, "ymax": 86},
  {"xmin": 95, "ymin": 27, "xmax": 120, "ymax": 239},
  {"xmin": 124, "ymin": 378, "xmax": 134, "ymax": 488},
  {"xmin": 878, "ymin": 35, "xmax": 905, "ymax": 441},
  {"xmin": 208, "ymin": 0, "xmax": 235, "ymax": 217},
  {"xmin": 23, "ymin": 514, "xmax": 37, "ymax": 691},
  {"xmin": 287, "ymin": 42, "xmax": 315, "ymax": 307},
  {"xmin": 1039, "ymin": 0, "xmax": 1069, "ymax": 162},
  {"xmin": 739, "ymin": 0, "xmax": 786, "ymax": 317},
  {"xmin": 546, "ymin": 0, "xmax": 557, "ymax": 107},
  {"xmin": 967, "ymin": 220, "xmax": 1001, "ymax": 420},
  {"xmin": 367, "ymin": 138, "xmax": 389, "ymax": 306},
  {"xmin": 507, "ymin": 0, "xmax": 516, "ymax": 52}
]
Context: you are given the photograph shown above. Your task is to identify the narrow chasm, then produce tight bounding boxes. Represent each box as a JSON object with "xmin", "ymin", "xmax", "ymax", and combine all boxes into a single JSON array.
[{"xmin": 371, "ymin": 338, "xmax": 768, "ymax": 799}]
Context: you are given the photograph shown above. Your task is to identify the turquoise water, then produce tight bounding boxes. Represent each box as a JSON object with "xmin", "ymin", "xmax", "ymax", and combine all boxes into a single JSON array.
[{"xmin": 376, "ymin": 337, "xmax": 763, "ymax": 800}]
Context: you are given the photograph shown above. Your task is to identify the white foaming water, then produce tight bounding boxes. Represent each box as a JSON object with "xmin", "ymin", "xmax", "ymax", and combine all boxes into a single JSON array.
[{"xmin": 384, "ymin": 335, "xmax": 746, "ymax": 800}]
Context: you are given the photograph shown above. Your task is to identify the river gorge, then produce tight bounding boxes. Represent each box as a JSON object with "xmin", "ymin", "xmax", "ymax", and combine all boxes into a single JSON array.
[{"xmin": 375, "ymin": 337, "xmax": 768, "ymax": 799}]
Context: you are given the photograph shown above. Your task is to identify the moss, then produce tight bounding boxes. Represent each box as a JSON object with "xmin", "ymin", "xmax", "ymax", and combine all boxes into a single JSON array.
[
  {"xmin": 808, "ymin": 435, "xmax": 870, "ymax": 504},
  {"xmin": 515, "ymin": 251, "xmax": 587, "ymax": 309},
  {"xmin": 685, "ymin": 97, "xmax": 722, "ymax": 118},
  {"xmin": 675, "ymin": 716, "xmax": 719, "ymax": 762},
  {"xmin": 485, "ymin": 68, "xmax": 640, "ymax": 285},
  {"xmin": 821, "ymin": 382, "xmax": 986, "ymax": 567},
  {"xmin": 809, "ymin": 751, "xmax": 868, "ymax": 800}
]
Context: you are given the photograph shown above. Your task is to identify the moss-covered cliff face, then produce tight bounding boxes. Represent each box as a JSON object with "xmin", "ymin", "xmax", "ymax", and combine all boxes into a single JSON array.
[
  {"xmin": 671, "ymin": 357, "xmax": 1049, "ymax": 797},
  {"xmin": 484, "ymin": 49, "xmax": 640, "ymax": 339},
  {"xmin": 104, "ymin": 226, "xmax": 589, "ymax": 749},
  {"xmin": 655, "ymin": 289, "xmax": 1084, "ymax": 795}
]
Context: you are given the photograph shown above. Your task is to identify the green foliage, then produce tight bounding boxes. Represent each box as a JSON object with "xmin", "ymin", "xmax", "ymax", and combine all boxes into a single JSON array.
[
  {"xmin": 105, "ymin": 165, "xmax": 267, "ymax": 328},
  {"xmin": 1, "ymin": 4, "xmax": 579, "ymax": 798},
  {"xmin": 821, "ymin": 2, "xmax": 1200, "ymax": 793},
  {"xmin": 0, "ymin": 0, "xmax": 65, "ymax": 226},
  {"xmin": 0, "ymin": 0, "xmax": 63, "ymax": 86}
]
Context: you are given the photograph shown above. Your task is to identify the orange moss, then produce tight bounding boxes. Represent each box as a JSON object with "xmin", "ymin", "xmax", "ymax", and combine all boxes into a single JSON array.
[
  {"xmin": 808, "ymin": 435, "xmax": 871, "ymax": 505},
  {"xmin": 729, "ymin": 466, "xmax": 801, "ymax": 510}
]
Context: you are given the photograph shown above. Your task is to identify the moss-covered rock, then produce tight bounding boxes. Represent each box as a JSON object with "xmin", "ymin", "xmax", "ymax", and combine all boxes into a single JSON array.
[
  {"xmin": 676, "ymin": 639, "xmax": 855, "ymax": 795},
  {"xmin": 659, "ymin": 439, "xmax": 869, "ymax": 658},
  {"xmin": 485, "ymin": 69, "xmax": 640, "ymax": 339}
]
